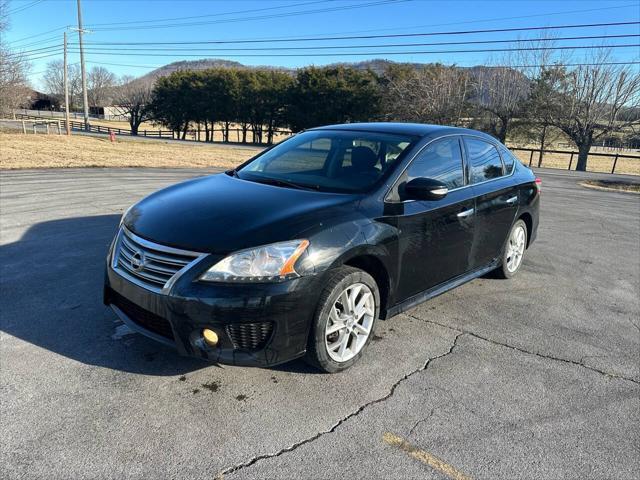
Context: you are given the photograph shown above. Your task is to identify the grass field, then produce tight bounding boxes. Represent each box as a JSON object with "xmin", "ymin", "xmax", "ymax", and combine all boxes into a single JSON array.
[
  {"xmin": 0, "ymin": 132, "xmax": 263, "ymax": 169},
  {"xmin": 1, "ymin": 130, "xmax": 638, "ymax": 175}
]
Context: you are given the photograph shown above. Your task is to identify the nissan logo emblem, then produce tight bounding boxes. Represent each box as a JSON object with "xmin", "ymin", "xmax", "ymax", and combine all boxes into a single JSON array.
[{"xmin": 131, "ymin": 250, "xmax": 146, "ymax": 271}]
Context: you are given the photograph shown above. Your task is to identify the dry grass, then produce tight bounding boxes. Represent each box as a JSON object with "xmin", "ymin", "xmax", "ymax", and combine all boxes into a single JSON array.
[
  {"xmin": 511, "ymin": 149, "xmax": 640, "ymax": 176},
  {"xmin": 580, "ymin": 180, "xmax": 640, "ymax": 194},
  {"xmin": 0, "ymin": 132, "xmax": 264, "ymax": 169},
  {"xmin": 2, "ymin": 130, "xmax": 638, "ymax": 176}
]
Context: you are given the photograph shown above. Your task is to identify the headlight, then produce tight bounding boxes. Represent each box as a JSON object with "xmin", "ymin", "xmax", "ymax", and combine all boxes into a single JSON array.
[{"xmin": 199, "ymin": 240, "xmax": 310, "ymax": 283}]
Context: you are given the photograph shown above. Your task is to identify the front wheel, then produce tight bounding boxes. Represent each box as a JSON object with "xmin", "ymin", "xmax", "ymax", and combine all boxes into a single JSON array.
[
  {"xmin": 497, "ymin": 219, "xmax": 528, "ymax": 279},
  {"xmin": 304, "ymin": 266, "xmax": 379, "ymax": 373}
]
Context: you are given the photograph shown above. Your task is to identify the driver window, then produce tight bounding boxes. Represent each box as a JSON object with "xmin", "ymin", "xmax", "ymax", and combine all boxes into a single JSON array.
[{"xmin": 406, "ymin": 137, "xmax": 465, "ymax": 190}]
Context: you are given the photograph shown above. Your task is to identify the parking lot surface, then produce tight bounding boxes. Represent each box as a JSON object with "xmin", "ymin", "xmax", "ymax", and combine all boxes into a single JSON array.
[{"xmin": 1, "ymin": 167, "xmax": 638, "ymax": 479}]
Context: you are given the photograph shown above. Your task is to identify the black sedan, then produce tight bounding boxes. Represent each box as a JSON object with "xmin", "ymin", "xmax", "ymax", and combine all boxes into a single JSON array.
[{"xmin": 104, "ymin": 123, "xmax": 540, "ymax": 373}]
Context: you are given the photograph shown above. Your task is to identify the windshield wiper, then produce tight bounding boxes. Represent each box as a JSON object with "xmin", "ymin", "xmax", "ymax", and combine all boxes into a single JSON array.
[{"xmin": 249, "ymin": 176, "xmax": 319, "ymax": 191}]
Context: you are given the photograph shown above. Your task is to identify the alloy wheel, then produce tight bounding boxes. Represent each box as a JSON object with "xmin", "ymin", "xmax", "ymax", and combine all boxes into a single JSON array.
[
  {"xmin": 506, "ymin": 224, "xmax": 526, "ymax": 272},
  {"xmin": 324, "ymin": 282, "xmax": 375, "ymax": 363}
]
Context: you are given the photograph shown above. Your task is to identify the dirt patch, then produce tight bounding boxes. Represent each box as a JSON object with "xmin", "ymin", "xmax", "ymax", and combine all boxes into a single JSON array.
[
  {"xmin": 580, "ymin": 180, "xmax": 640, "ymax": 194},
  {"xmin": 201, "ymin": 381, "xmax": 220, "ymax": 393}
]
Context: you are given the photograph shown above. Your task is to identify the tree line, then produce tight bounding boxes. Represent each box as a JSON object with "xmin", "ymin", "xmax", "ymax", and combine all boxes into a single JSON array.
[
  {"xmin": 149, "ymin": 66, "xmax": 380, "ymax": 144},
  {"xmin": 146, "ymin": 55, "xmax": 639, "ymax": 171}
]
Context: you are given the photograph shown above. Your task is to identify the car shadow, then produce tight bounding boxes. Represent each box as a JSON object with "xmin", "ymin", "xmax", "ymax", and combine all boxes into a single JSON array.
[{"xmin": 0, "ymin": 214, "xmax": 207, "ymax": 376}]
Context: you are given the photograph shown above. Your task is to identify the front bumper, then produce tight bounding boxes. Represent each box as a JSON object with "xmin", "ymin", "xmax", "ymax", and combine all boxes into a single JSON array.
[{"xmin": 104, "ymin": 254, "xmax": 324, "ymax": 367}]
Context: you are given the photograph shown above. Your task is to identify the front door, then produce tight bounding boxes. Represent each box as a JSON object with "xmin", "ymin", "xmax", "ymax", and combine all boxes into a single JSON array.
[{"xmin": 391, "ymin": 136, "xmax": 476, "ymax": 301}]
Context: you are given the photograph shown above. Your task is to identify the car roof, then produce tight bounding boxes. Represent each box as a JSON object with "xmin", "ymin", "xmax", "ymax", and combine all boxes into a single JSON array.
[{"xmin": 309, "ymin": 122, "xmax": 498, "ymax": 141}]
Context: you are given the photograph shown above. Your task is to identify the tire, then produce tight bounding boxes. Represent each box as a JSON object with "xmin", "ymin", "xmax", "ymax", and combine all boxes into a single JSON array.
[
  {"xmin": 304, "ymin": 266, "xmax": 380, "ymax": 373},
  {"xmin": 496, "ymin": 219, "xmax": 528, "ymax": 279}
]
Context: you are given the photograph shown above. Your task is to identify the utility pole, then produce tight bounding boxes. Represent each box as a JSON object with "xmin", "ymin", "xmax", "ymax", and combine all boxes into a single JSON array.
[
  {"xmin": 63, "ymin": 31, "xmax": 71, "ymax": 136},
  {"xmin": 76, "ymin": 0, "xmax": 90, "ymax": 131}
]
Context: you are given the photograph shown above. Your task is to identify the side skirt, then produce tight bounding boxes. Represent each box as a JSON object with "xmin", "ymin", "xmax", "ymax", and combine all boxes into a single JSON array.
[{"xmin": 383, "ymin": 259, "xmax": 500, "ymax": 319}]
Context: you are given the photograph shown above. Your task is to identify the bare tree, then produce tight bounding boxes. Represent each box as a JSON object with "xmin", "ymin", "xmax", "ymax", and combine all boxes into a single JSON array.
[
  {"xmin": 384, "ymin": 64, "xmax": 470, "ymax": 125},
  {"xmin": 472, "ymin": 66, "xmax": 529, "ymax": 143},
  {"xmin": 0, "ymin": 49, "xmax": 30, "ymax": 115},
  {"xmin": 111, "ymin": 76, "xmax": 154, "ymax": 135},
  {"xmin": 546, "ymin": 50, "xmax": 640, "ymax": 171},
  {"xmin": 0, "ymin": 0, "xmax": 31, "ymax": 115},
  {"xmin": 87, "ymin": 66, "xmax": 116, "ymax": 108},
  {"xmin": 0, "ymin": 0, "xmax": 8, "ymax": 32},
  {"xmin": 517, "ymin": 36, "xmax": 567, "ymax": 162},
  {"xmin": 43, "ymin": 60, "xmax": 82, "ymax": 110}
]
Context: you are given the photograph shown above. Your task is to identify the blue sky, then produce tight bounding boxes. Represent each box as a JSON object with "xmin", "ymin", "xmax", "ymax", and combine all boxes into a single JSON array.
[{"xmin": 4, "ymin": 0, "xmax": 640, "ymax": 89}]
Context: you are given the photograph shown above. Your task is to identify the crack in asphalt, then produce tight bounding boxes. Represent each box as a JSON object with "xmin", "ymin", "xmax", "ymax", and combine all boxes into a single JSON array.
[
  {"xmin": 219, "ymin": 331, "xmax": 465, "ymax": 477},
  {"xmin": 406, "ymin": 314, "xmax": 640, "ymax": 387},
  {"xmin": 220, "ymin": 310, "xmax": 638, "ymax": 477},
  {"xmin": 408, "ymin": 407, "xmax": 436, "ymax": 437}
]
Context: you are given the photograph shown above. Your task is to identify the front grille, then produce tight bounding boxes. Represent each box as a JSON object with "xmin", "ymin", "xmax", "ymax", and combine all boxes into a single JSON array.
[
  {"xmin": 111, "ymin": 291, "xmax": 174, "ymax": 340},
  {"xmin": 113, "ymin": 228, "xmax": 202, "ymax": 292},
  {"xmin": 227, "ymin": 322, "xmax": 274, "ymax": 351}
]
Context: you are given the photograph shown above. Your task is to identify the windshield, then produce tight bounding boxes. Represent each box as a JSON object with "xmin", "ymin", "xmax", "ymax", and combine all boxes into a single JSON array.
[{"xmin": 236, "ymin": 130, "xmax": 416, "ymax": 193}]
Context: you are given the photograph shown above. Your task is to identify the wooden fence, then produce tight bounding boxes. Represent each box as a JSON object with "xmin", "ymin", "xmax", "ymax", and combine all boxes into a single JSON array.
[
  {"xmin": 9, "ymin": 114, "xmax": 639, "ymax": 174},
  {"xmin": 13, "ymin": 113, "xmax": 291, "ymax": 145},
  {"xmin": 510, "ymin": 147, "xmax": 638, "ymax": 175}
]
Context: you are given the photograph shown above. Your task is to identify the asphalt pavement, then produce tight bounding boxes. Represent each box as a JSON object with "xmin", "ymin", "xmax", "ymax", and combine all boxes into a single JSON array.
[{"xmin": 1, "ymin": 167, "xmax": 638, "ymax": 479}]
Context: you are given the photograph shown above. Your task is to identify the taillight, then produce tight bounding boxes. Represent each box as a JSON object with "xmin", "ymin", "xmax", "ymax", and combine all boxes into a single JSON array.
[{"xmin": 535, "ymin": 177, "xmax": 542, "ymax": 193}]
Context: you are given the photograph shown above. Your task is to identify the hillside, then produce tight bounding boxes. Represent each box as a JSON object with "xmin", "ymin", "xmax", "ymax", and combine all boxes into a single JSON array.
[
  {"xmin": 136, "ymin": 58, "xmax": 476, "ymax": 81},
  {"xmin": 137, "ymin": 59, "xmax": 293, "ymax": 82},
  {"xmin": 133, "ymin": 58, "xmax": 527, "ymax": 86}
]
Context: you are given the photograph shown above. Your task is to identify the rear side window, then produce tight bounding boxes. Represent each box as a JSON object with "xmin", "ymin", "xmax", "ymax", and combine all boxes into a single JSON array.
[
  {"xmin": 464, "ymin": 137, "xmax": 504, "ymax": 183},
  {"xmin": 498, "ymin": 144, "xmax": 517, "ymax": 174},
  {"xmin": 406, "ymin": 137, "xmax": 464, "ymax": 190}
]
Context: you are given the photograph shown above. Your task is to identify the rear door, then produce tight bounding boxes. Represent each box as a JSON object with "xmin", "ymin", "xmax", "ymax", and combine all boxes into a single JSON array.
[
  {"xmin": 391, "ymin": 136, "xmax": 476, "ymax": 300},
  {"xmin": 463, "ymin": 136, "xmax": 519, "ymax": 269}
]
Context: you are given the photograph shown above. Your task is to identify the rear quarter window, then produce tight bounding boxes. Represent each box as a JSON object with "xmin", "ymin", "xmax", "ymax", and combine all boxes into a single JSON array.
[
  {"xmin": 498, "ymin": 145, "xmax": 518, "ymax": 174},
  {"xmin": 464, "ymin": 137, "xmax": 505, "ymax": 183}
]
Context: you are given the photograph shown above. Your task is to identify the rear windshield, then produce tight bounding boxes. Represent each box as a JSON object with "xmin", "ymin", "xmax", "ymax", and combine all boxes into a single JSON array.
[{"xmin": 237, "ymin": 130, "xmax": 416, "ymax": 193}]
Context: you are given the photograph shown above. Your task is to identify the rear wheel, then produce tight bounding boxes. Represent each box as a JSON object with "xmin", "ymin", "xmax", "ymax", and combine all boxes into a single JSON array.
[
  {"xmin": 497, "ymin": 219, "xmax": 527, "ymax": 279},
  {"xmin": 304, "ymin": 266, "xmax": 379, "ymax": 373}
]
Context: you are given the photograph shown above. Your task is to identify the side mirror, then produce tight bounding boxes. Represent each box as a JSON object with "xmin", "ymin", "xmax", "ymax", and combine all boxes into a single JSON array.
[{"xmin": 403, "ymin": 177, "xmax": 448, "ymax": 201}]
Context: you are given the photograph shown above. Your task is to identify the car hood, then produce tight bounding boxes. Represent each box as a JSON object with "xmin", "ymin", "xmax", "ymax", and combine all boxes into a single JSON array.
[{"xmin": 123, "ymin": 173, "xmax": 360, "ymax": 253}]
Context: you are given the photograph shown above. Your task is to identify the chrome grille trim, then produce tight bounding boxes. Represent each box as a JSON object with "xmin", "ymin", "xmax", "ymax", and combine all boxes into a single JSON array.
[{"xmin": 112, "ymin": 227, "xmax": 207, "ymax": 293}]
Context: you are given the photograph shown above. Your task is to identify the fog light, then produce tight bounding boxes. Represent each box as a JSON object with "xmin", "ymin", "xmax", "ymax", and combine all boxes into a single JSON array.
[{"xmin": 202, "ymin": 329, "xmax": 219, "ymax": 347}]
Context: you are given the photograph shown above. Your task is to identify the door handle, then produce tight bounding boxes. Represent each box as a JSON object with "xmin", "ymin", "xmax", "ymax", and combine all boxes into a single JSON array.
[
  {"xmin": 506, "ymin": 196, "xmax": 518, "ymax": 204},
  {"xmin": 457, "ymin": 208, "xmax": 474, "ymax": 218}
]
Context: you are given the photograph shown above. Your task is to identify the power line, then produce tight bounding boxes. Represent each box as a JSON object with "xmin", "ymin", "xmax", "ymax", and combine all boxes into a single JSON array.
[
  {"xmin": 6, "ymin": 27, "xmax": 67, "ymax": 46},
  {"xmin": 86, "ymin": 61, "xmax": 161, "ymax": 69},
  {"xmin": 264, "ymin": 3, "xmax": 640, "ymax": 39},
  {"xmin": 67, "ymin": 43, "xmax": 640, "ymax": 58},
  {"xmin": 10, "ymin": 36, "xmax": 62, "ymax": 50},
  {"xmin": 3, "ymin": 0, "xmax": 45, "ymax": 16},
  {"xmin": 10, "ymin": 3, "xmax": 637, "ymax": 46},
  {"xmin": 89, "ymin": 0, "xmax": 409, "ymax": 31},
  {"xmin": 20, "ymin": 51, "xmax": 65, "ymax": 61},
  {"xmin": 66, "ymin": 34, "xmax": 640, "ymax": 53},
  {"xmin": 84, "ymin": 0, "xmax": 332, "ymax": 27},
  {"xmin": 17, "ymin": 21, "xmax": 639, "ymax": 58},
  {"xmin": 8, "ymin": 44, "xmax": 62, "ymax": 56},
  {"xmin": 82, "ymin": 21, "xmax": 640, "ymax": 45}
]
